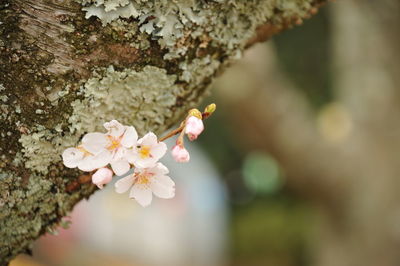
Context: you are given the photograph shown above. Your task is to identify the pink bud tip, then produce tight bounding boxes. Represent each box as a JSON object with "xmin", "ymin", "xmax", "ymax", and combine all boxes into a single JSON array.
[
  {"xmin": 171, "ymin": 145, "xmax": 190, "ymax": 163},
  {"xmin": 92, "ymin": 167, "xmax": 113, "ymax": 189},
  {"xmin": 185, "ymin": 116, "xmax": 204, "ymax": 141}
]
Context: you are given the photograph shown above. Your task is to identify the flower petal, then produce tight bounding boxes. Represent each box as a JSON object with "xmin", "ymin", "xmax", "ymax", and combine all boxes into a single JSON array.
[
  {"xmin": 110, "ymin": 159, "xmax": 130, "ymax": 176},
  {"xmin": 104, "ymin": 120, "xmax": 125, "ymax": 137},
  {"xmin": 138, "ymin": 132, "xmax": 157, "ymax": 146},
  {"xmin": 150, "ymin": 180, "xmax": 175, "ymax": 199},
  {"xmin": 155, "ymin": 174, "xmax": 175, "ymax": 188},
  {"xmin": 62, "ymin": 148, "xmax": 84, "ymax": 168},
  {"xmin": 113, "ymin": 147, "xmax": 126, "ymax": 161},
  {"xmin": 152, "ymin": 162, "xmax": 170, "ymax": 175},
  {"xmin": 78, "ymin": 150, "xmax": 112, "ymax": 172},
  {"xmin": 134, "ymin": 157, "xmax": 157, "ymax": 168},
  {"xmin": 77, "ymin": 158, "xmax": 97, "ymax": 172},
  {"xmin": 130, "ymin": 184, "xmax": 153, "ymax": 207},
  {"xmin": 115, "ymin": 175, "xmax": 134, "ymax": 194},
  {"xmin": 82, "ymin": 132, "xmax": 108, "ymax": 154},
  {"xmin": 121, "ymin": 126, "xmax": 138, "ymax": 148},
  {"xmin": 151, "ymin": 142, "xmax": 167, "ymax": 160},
  {"xmin": 125, "ymin": 148, "xmax": 139, "ymax": 164}
]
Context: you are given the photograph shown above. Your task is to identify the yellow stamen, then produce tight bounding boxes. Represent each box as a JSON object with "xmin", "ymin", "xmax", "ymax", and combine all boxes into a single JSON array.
[
  {"xmin": 77, "ymin": 146, "xmax": 92, "ymax": 157},
  {"xmin": 136, "ymin": 173, "xmax": 150, "ymax": 185},
  {"xmin": 139, "ymin": 145, "xmax": 151, "ymax": 159},
  {"xmin": 107, "ymin": 136, "xmax": 121, "ymax": 151}
]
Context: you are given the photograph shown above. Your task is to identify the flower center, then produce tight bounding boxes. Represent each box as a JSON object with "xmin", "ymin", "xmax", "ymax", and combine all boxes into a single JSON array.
[
  {"xmin": 136, "ymin": 173, "xmax": 150, "ymax": 185},
  {"xmin": 107, "ymin": 136, "xmax": 121, "ymax": 151},
  {"xmin": 139, "ymin": 145, "xmax": 151, "ymax": 159}
]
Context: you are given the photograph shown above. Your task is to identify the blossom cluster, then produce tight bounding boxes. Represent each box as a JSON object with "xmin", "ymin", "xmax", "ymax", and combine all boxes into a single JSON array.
[{"xmin": 62, "ymin": 104, "xmax": 215, "ymax": 207}]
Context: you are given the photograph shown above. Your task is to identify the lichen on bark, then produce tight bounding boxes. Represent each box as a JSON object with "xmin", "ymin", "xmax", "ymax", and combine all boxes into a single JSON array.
[{"xmin": 0, "ymin": 0, "xmax": 323, "ymax": 263}]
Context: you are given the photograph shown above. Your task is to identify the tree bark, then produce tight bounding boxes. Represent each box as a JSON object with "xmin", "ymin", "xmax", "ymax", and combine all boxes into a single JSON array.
[{"xmin": 0, "ymin": 0, "xmax": 324, "ymax": 263}]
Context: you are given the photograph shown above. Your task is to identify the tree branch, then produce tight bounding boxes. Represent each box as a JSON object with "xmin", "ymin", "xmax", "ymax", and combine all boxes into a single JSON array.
[{"xmin": 0, "ymin": 0, "xmax": 326, "ymax": 263}]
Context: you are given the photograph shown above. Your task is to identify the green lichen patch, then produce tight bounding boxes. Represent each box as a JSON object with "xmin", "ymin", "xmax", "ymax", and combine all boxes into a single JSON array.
[
  {"xmin": 69, "ymin": 65, "xmax": 184, "ymax": 136},
  {"xmin": 76, "ymin": 0, "xmax": 315, "ymax": 60},
  {"xmin": 0, "ymin": 168, "xmax": 96, "ymax": 263},
  {"xmin": 19, "ymin": 129, "xmax": 79, "ymax": 174},
  {"xmin": 18, "ymin": 65, "xmax": 187, "ymax": 175}
]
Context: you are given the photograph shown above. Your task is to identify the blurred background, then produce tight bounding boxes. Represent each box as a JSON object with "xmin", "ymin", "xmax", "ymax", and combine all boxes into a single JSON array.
[{"xmin": 11, "ymin": 0, "xmax": 400, "ymax": 265}]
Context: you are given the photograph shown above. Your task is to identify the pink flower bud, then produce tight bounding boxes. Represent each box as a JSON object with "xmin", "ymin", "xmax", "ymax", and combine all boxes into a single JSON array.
[
  {"xmin": 92, "ymin": 167, "xmax": 113, "ymax": 189},
  {"xmin": 171, "ymin": 145, "xmax": 190, "ymax": 163},
  {"xmin": 185, "ymin": 116, "xmax": 204, "ymax": 141}
]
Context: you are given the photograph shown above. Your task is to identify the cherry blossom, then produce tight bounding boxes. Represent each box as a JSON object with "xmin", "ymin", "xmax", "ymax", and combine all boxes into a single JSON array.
[
  {"xmin": 185, "ymin": 116, "xmax": 204, "ymax": 141},
  {"xmin": 126, "ymin": 132, "xmax": 167, "ymax": 168},
  {"xmin": 82, "ymin": 120, "xmax": 138, "ymax": 176},
  {"xmin": 92, "ymin": 167, "xmax": 113, "ymax": 189},
  {"xmin": 114, "ymin": 162, "xmax": 175, "ymax": 207},
  {"xmin": 61, "ymin": 104, "xmax": 216, "ymax": 207},
  {"xmin": 171, "ymin": 144, "xmax": 190, "ymax": 163}
]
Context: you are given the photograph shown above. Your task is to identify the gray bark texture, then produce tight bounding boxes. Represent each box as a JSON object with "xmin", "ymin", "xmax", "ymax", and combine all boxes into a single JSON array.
[{"xmin": 0, "ymin": 0, "xmax": 324, "ymax": 263}]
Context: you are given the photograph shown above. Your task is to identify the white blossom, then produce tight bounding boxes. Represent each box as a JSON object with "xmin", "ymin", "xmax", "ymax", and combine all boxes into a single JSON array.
[
  {"xmin": 126, "ymin": 132, "xmax": 167, "ymax": 168},
  {"xmin": 82, "ymin": 120, "xmax": 138, "ymax": 176},
  {"xmin": 114, "ymin": 163, "xmax": 175, "ymax": 207}
]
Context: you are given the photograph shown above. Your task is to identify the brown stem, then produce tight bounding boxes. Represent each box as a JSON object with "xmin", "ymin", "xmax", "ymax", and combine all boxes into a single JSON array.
[{"xmin": 159, "ymin": 123, "xmax": 185, "ymax": 142}]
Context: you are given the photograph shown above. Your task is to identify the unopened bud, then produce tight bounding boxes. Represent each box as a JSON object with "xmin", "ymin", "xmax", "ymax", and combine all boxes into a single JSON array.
[
  {"xmin": 172, "ymin": 145, "xmax": 190, "ymax": 163},
  {"xmin": 92, "ymin": 167, "xmax": 113, "ymax": 189},
  {"xmin": 185, "ymin": 116, "xmax": 204, "ymax": 141},
  {"xmin": 204, "ymin": 103, "xmax": 216, "ymax": 114}
]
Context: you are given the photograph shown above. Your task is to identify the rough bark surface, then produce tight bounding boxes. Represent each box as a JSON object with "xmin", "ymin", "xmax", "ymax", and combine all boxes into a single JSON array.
[{"xmin": 0, "ymin": 0, "xmax": 324, "ymax": 263}]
